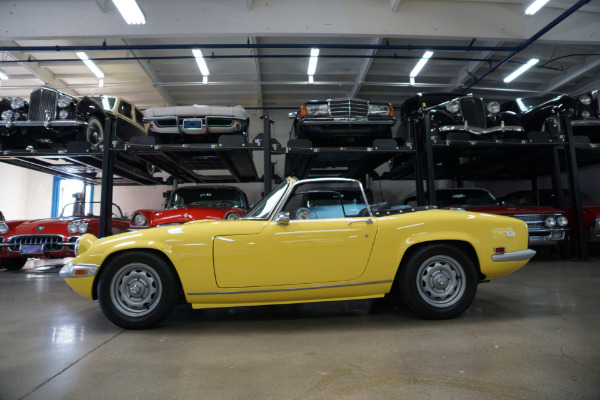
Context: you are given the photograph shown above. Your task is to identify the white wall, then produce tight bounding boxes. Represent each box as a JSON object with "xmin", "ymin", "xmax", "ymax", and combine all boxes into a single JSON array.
[{"xmin": 0, "ymin": 163, "xmax": 53, "ymax": 220}]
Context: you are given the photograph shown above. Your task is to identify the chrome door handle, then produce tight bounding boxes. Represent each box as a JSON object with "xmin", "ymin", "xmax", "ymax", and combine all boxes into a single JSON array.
[{"xmin": 348, "ymin": 219, "xmax": 373, "ymax": 225}]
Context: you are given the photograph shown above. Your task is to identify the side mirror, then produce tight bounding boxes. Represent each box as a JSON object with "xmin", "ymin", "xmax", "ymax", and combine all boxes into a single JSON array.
[{"xmin": 274, "ymin": 211, "xmax": 290, "ymax": 225}]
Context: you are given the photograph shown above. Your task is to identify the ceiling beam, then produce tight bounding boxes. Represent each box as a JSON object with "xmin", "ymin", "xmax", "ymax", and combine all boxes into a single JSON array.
[
  {"xmin": 537, "ymin": 52, "xmax": 600, "ymax": 93},
  {"xmin": 248, "ymin": 37, "xmax": 263, "ymax": 108},
  {"xmin": 390, "ymin": 0, "xmax": 402, "ymax": 13},
  {"xmin": 349, "ymin": 38, "xmax": 383, "ymax": 99}
]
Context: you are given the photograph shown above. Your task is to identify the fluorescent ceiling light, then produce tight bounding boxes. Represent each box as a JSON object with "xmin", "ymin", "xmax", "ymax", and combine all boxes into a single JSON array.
[
  {"xmin": 202, "ymin": 76, "xmax": 208, "ymax": 85},
  {"xmin": 192, "ymin": 49, "xmax": 210, "ymax": 76},
  {"xmin": 0, "ymin": 70, "xmax": 8, "ymax": 80},
  {"xmin": 410, "ymin": 51, "xmax": 433, "ymax": 78},
  {"xmin": 308, "ymin": 75, "xmax": 314, "ymax": 84},
  {"xmin": 525, "ymin": 0, "xmax": 551, "ymax": 15},
  {"xmin": 76, "ymin": 52, "xmax": 105, "ymax": 79},
  {"xmin": 503, "ymin": 58, "xmax": 539, "ymax": 83},
  {"xmin": 307, "ymin": 48, "xmax": 319, "ymax": 76},
  {"xmin": 112, "ymin": 0, "xmax": 146, "ymax": 24}
]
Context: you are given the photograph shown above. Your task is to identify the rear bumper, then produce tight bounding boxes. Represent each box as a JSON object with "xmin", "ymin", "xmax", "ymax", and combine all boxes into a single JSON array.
[{"xmin": 491, "ymin": 249, "xmax": 536, "ymax": 262}]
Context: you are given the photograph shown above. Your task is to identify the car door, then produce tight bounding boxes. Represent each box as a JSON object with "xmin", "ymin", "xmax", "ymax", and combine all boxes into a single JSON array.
[{"xmin": 213, "ymin": 216, "xmax": 377, "ymax": 288}]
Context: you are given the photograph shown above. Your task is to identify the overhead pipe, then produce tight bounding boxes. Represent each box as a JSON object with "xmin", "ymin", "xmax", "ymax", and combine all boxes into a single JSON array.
[{"xmin": 462, "ymin": 0, "xmax": 590, "ymax": 92}]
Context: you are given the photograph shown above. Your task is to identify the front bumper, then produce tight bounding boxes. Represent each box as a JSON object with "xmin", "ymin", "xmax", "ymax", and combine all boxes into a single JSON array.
[
  {"xmin": 0, "ymin": 119, "xmax": 87, "ymax": 129},
  {"xmin": 438, "ymin": 124, "xmax": 524, "ymax": 136},
  {"xmin": 301, "ymin": 117, "xmax": 396, "ymax": 126}
]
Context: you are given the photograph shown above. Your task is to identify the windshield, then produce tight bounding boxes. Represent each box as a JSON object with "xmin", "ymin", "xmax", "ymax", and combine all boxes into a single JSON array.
[
  {"xmin": 167, "ymin": 187, "xmax": 247, "ymax": 209},
  {"xmin": 60, "ymin": 202, "xmax": 124, "ymax": 218},
  {"xmin": 515, "ymin": 95, "xmax": 562, "ymax": 111},
  {"xmin": 243, "ymin": 180, "xmax": 290, "ymax": 220}
]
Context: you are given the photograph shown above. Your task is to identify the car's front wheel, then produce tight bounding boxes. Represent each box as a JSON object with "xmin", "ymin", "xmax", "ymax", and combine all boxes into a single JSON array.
[
  {"xmin": 84, "ymin": 116, "xmax": 104, "ymax": 148},
  {"xmin": 0, "ymin": 257, "xmax": 27, "ymax": 270},
  {"xmin": 97, "ymin": 251, "xmax": 179, "ymax": 329},
  {"xmin": 399, "ymin": 244, "xmax": 478, "ymax": 319}
]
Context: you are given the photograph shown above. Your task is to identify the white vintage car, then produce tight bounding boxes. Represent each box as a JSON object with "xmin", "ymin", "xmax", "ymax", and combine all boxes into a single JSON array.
[{"xmin": 144, "ymin": 104, "xmax": 249, "ymax": 144}]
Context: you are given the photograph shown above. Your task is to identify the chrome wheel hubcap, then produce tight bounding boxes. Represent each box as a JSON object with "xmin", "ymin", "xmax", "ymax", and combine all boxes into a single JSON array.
[
  {"xmin": 110, "ymin": 263, "xmax": 162, "ymax": 317},
  {"xmin": 416, "ymin": 255, "xmax": 465, "ymax": 308}
]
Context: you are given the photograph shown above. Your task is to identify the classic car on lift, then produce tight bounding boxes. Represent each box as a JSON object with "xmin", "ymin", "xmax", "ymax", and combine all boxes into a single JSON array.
[
  {"xmin": 0, "ymin": 86, "xmax": 148, "ymax": 150},
  {"xmin": 398, "ymin": 93, "xmax": 524, "ymax": 144},
  {"xmin": 499, "ymin": 189, "xmax": 600, "ymax": 242},
  {"xmin": 129, "ymin": 185, "xmax": 249, "ymax": 229},
  {"xmin": 500, "ymin": 92, "xmax": 600, "ymax": 141},
  {"xmin": 60, "ymin": 176, "xmax": 535, "ymax": 329},
  {"xmin": 144, "ymin": 104, "xmax": 249, "ymax": 144},
  {"xmin": 0, "ymin": 201, "xmax": 129, "ymax": 270},
  {"xmin": 404, "ymin": 188, "xmax": 569, "ymax": 246},
  {"xmin": 288, "ymin": 98, "xmax": 396, "ymax": 147}
]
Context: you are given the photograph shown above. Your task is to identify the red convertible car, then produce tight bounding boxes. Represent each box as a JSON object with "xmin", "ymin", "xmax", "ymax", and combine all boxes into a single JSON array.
[
  {"xmin": 129, "ymin": 185, "xmax": 249, "ymax": 229},
  {"xmin": 0, "ymin": 202, "xmax": 129, "ymax": 270},
  {"xmin": 405, "ymin": 188, "xmax": 569, "ymax": 246}
]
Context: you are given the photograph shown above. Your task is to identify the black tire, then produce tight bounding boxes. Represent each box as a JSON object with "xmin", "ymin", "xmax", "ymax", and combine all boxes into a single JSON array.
[
  {"xmin": 399, "ymin": 244, "xmax": 478, "ymax": 319},
  {"xmin": 541, "ymin": 115, "xmax": 561, "ymax": 138},
  {"xmin": 97, "ymin": 251, "xmax": 179, "ymax": 329},
  {"xmin": 0, "ymin": 257, "xmax": 27, "ymax": 270},
  {"xmin": 85, "ymin": 116, "xmax": 104, "ymax": 148}
]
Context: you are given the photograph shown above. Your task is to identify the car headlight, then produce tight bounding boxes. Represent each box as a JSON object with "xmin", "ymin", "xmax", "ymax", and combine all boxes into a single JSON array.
[
  {"xmin": 77, "ymin": 221, "xmax": 89, "ymax": 234},
  {"xmin": 225, "ymin": 212, "xmax": 240, "ymax": 221},
  {"xmin": 557, "ymin": 215, "xmax": 568, "ymax": 227},
  {"xmin": 1, "ymin": 110, "xmax": 14, "ymax": 121},
  {"xmin": 132, "ymin": 213, "xmax": 148, "ymax": 227},
  {"xmin": 487, "ymin": 101, "xmax": 500, "ymax": 114},
  {"xmin": 579, "ymin": 94, "xmax": 592, "ymax": 106},
  {"xmin": 11, "ymin": 97, "xmax": 26, "ymax": 110},
  {"xmin": 304, "ymin": 104, "xmax": 329, "ymax": 116},
  {"xmin": 544, "ymin": 216, "xmax": 557, "ymax": 228},
  {"xmin": 581, "ymin": 110, "xmax": 591, "ymax": 119},
  {"xmin": 368, "ymin": 104, "xmax": 391, "ymax": 116},
  {"xmin": 57, "ymin": 95, "xmax": 72, "ymax": 109},
  {"xmin": 446, "ymin": 99, "xmax": 460, "ymax": 113},
  {"xmin": 68, "ymin": 221, "xmax": 79, "ymax": 234},
  {"xmin": 58, "ymin": 110, "xmax": 70, "ymax": 119},
  {"xmin": 0, "ymin": 222, "xmax": 9, "ymax": 235}
]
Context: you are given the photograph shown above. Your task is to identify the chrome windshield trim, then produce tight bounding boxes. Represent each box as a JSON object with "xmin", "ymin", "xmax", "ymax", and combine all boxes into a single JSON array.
[
  {"xmin": 187, "ymin": 280, "xmax": 393, "ymax": 296},
  {"xmin": 491, "ymin": 249, "xmax": 536, "ymax": 262}
]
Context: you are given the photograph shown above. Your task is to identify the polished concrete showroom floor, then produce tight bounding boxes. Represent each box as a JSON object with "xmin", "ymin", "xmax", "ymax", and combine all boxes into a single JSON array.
[{"xmin": 1, "ymin": 251, "xmax": 599, "ymax": 400}]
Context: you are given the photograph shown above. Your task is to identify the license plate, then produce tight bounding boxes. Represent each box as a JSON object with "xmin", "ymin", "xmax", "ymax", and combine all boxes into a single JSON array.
[
  {"xmin": 183, "ymin": 119, "xmax": 203, "ymax": 130},
  {"xmin": 21, "ymin": 244, "xmax": 43, "ymax": 254}
]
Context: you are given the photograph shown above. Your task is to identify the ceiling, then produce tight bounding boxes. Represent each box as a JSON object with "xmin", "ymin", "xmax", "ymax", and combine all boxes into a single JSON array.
[{"xmin": 1, "ymin": 0, "xmax": 600, "ymax": 112}]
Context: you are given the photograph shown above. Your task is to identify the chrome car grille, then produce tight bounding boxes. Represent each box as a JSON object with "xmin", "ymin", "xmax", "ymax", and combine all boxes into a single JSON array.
[
  {"xmin": 459, "ymin": 97, "xmax": 486, "ymax": 128},
  {"xmin": 29, "ymin": 87, "xmax": 58, "ymax": 121},
  {"xmin": 9, "ymin": 235, "xmax": 65, "ymax": 252},
  {"xmin": 329, "ymin": 99, "xmax": 369, "ymax": 118},
  {"xmin": 512, "ymin": 214, "xmax": 562, "ymax": 231}
]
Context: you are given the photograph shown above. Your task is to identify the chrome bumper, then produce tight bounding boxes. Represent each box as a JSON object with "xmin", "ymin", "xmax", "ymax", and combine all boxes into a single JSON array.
[
  {"xmin": 0, "ymin": 119, "xmax": 86, "ymax": 129},
  {"xmin": 491, "ymin": 249, "xmax": 536, "ymax": 262},
  {"xmin": 438, "ymin": 124, "xmax": 524, "ymax": 135}
]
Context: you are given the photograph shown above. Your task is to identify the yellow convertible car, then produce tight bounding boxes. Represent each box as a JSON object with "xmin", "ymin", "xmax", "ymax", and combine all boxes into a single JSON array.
[{"xmin": 60, "ymin": 177, "xmax": 535, "ymax": 329}]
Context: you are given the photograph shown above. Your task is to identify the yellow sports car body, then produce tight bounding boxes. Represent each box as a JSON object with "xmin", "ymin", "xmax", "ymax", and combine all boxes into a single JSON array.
[{"xmin": 60, "ymin": 177, "xmax": 535, "ymax": 329}]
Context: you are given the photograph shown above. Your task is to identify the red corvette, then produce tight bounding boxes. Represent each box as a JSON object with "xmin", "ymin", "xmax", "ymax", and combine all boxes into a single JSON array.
[
  {"xmin": 129, "ymin": 185, "xmax": 249, "ymax": 229},
  {"xmin": 0, "ymin": 202, "xmax": 129, "ymax": 270}
]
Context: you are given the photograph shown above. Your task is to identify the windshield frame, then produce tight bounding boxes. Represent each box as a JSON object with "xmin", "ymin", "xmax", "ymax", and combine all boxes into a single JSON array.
[{"xmin": 242, "ymin": 180, "xmax": 291, "ymax": 220}]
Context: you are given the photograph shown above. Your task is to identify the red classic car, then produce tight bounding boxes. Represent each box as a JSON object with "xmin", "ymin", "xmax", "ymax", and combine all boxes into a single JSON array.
[
  {"xmin": 0, "ymin": 202, "xmax": 129, "ymax": 270},
  {"xmin": 129, "ymin": 185, "xmax": 249, "ymax": 229},
  {"xmin": 499, "ymin": 189, "xmax": 600, "ymax": 242},
  {"xmin": 404, "ymin": 188, "xmax": 569, "ymax": 246}
]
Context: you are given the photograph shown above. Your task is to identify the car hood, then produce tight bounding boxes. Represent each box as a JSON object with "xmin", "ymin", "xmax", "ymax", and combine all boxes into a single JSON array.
[
  {"xmin": 7, "ymin": 217, "xmax": 93, "ymax": 236},
  {"xmin": 461, "ymin": 205, "xmax": 564, "ymax": 215},
  {"xmin": 136, "ymin": 206, "xmax": 242, "ymax": 226}
]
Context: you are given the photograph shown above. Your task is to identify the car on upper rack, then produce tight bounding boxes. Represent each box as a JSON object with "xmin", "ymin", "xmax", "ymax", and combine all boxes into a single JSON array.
[
  {"xmin": 398, "ymin": 93, "xmax": 524, "ymax": 144},
  {"xmin": 59, "ymin": 176, "xmax": 535, "ymax": 329},
  {"xmin": 129, "ymin": 185, "xmax": 249, "ymax": 230},
  {"xmin": 404, "ymin": 188, "xmax": 569, "ymax": 247},
  {"xmin": 498, "ymin": 189, "xmax": 600, "ymax": 242},
  {"xmin": 0, "ymin": 200, "xmax": 129, "ymax": 271},
  {"xmin": 500, "ymin": 91, "xmax": 600, "ymax": 142},
  {"xmin": 288, "ymin": 98, "xmax": 396, "ymax": 147},
  {"xmin": 143, "ymin": 104, "xmax": 249, "ymax": 145},
  {"xmin": 0, "ymin": 86, "xmax": 148, "ymax": 150}
]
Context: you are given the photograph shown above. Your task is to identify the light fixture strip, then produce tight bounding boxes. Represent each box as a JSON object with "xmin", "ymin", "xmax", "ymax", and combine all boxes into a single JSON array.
[
  {"xmin": 112, "ymin": 0, "xmax": 146, "ymax": 25},
  {"xmin": 307, "ymin": 48, "xmax": 319, "ymax": 76},
  {"xmin": 525, "ymin": 0, "xmax": 551, "ymax": 15},
  {"xmin": 192, "ymin": 49, "xmax": 210, "ymax": 77},
  {"xmin": 76, "ymin": 52, "xmax": 105, "ymax": 79},
  {"xmin": 0, "ymin": 70, "xmax": 8, "ymax": 80},
  {"xmin": 503, "ymin": 58, "xmax": 539, "ymax": 83},
  {"xmin": 409, "ymin": 51, "xmax": 433, "ymax": 78}
]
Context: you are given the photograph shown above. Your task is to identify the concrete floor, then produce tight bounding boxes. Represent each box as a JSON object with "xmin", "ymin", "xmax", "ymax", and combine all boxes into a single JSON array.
[{"xmin": 1, "ymin": 254, "xmax": 599, "ymax": 400}]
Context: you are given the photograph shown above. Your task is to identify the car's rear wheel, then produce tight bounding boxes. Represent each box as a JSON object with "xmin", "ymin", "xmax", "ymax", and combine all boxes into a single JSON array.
[
  {"xmin": 85, "ymin": 116, "xmax": 104, "ymax": 148},
  {"xmin": 97, "ymin": 251, "xmax": 178, "ymax": 329},
  {"xmin": 399, "ymin": 244, "xmax": 477, "ymax": 319},
  {"xmin": 541, "ymin": 115, "xmax": 561, "ymax": 138},
  {"xmin": 0, "ymin": 257, "xmax": 27, "ymax": 270}
]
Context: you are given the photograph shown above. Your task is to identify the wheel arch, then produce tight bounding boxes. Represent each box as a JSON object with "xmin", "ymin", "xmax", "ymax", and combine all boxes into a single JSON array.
[
  {"xmin": 91, "ymin": 248, "xmax": 184, "ymax": 301},
  {"xmin": 389, "ymin": 239, "xmax": 484, "ymax": 295}
]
